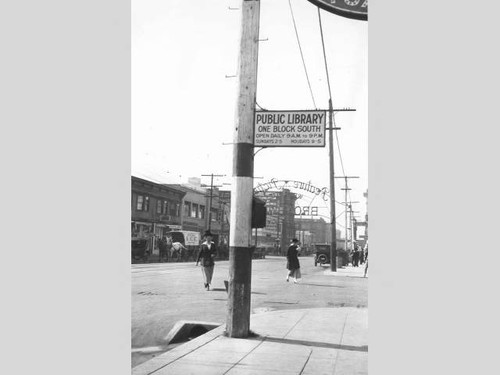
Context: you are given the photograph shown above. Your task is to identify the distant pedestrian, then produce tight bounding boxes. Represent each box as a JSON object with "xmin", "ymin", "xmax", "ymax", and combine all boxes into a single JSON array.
[
  {"xmin": 353, "ymin": 244, "xmax": 361, "ymax": 267},
  {"xmin": 196, "ymin": 230, "xmax": 217, "ymax": 290},
  {"xmin": 165, "ymin": 235, "xmax": 173, "ymax": 261},
  {"xmin": 363, "ymin": 244, "xmax": 368, "ymax": 278},
  {"xmin": 359, "ymin": 244, "xmax": 365, "ymax": 265},
  {"xmin": 158, "ymin": 237, "xmax": 168, "ymax": 262},
  {"xmin": 286, "ymin": 238, "xmax": 301, "ymax": 283},
  {"xmin": 145, "ymin": 234, "xmax": 153, "ymax": 258}
]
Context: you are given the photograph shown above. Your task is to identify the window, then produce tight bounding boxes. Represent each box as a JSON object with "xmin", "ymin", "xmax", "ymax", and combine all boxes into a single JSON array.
[
  {"xmin": 170, "ymin": 202, "xmax": 179, "ymax": 217},
  {"xmin": 136, "ymin": 195, "xmax": 144, "ymax": 211},
  {"xmin": 211, "ymin": 208, "xmax": 218, "ymax": 221},
  {"xmin": 136, "ymin": 195, "xmax": 150, "ymax": 211},
  {"xmin": 163, "ymin": 200, "xmax": 168, "ymax": 214},
  {"xmin": 184, "ymin": 202, "xmax": 191, "ymax": 217},
  {"xmin": 192, "ymin": 204, "xmax": 198, "ymax": 218},
  {"xmin": 200, "ymin": 205, "xmax": 205, "ymax": 219},
  {"xmin": 156, "ymin": 200, "xmax": 162, "ymax": 214}
]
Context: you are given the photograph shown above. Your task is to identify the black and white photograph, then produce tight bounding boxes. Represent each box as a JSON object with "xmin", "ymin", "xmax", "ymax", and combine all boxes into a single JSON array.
[
  {"xmin": 131, "ymin": 1, "xmax": 368, "ymax": 373},
  {"xmin": 4, "ymin": 1, "xmax": 500, "ymax": 375}
]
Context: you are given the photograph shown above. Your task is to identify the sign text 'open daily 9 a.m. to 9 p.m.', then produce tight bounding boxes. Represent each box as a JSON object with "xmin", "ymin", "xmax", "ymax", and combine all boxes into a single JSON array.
[{"xmin": 254, "ymin": 110, "xmax": 326, "ymax": 147}]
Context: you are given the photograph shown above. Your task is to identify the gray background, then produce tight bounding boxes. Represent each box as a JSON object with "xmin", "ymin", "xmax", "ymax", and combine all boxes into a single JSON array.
[{"xmin": 1, "ymin": 1, "xmax": 499, "ymax": 374}]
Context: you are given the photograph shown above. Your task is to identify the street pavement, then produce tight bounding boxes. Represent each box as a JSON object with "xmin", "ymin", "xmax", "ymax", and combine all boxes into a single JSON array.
[{"xmin": 132, "ymin": 256, "xmax": 368, "ymax": 373}]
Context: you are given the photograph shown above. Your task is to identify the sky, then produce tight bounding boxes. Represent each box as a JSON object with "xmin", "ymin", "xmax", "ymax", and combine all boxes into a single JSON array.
[{"xmin": 132, "ymin": 0, "xmax": 368, "ymax": 238}]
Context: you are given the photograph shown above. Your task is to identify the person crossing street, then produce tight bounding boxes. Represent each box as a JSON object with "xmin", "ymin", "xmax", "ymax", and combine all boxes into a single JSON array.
[
  {"xmin": 286, "ymin": 238, "xmax": 302, "ymax": 283},
  {"xmin": 196, "ymin": 230, "xmax": 217, "ymax": 290}
]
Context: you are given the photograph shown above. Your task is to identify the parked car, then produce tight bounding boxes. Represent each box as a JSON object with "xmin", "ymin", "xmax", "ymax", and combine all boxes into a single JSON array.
[
  {"xmin": 252, "ymin": 246, "xmax": 266, "ymax": 259},
  {"xmin": 313, "ymin": 244, "xmax": 331, "ymax": 266}
]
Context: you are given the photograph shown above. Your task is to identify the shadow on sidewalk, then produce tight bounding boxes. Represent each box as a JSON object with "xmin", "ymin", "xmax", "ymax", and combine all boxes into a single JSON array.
[
  {"xmin": 260, "ymin": 336, "xmax": 368, "ymax": 353},
  {"xmin": 299, "ymin": 283, "xmax": 346, "ymax": 288},
  {"xmin": 209, "ymin": 288, "xmax": 267, "ymax": 295}
]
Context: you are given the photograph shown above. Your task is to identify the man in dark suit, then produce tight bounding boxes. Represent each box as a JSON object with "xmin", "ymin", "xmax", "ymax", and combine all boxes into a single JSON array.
[{"xmin": 196, "ymin": 230, "xmax": 217, "ymax": 290}]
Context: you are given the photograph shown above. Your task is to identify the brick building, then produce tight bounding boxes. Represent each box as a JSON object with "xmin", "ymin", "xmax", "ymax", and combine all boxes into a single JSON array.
[
  {"xmin": 254, "ymin": 189, "xmax": 297, "ymax": 254},
  {"xmin": 131, "ymin": 176, "xmax": 186, "ymax": 254}
]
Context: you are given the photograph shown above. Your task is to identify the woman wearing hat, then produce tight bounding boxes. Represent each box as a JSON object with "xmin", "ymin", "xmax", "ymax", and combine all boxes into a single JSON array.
[
  {"xmin": 196, "ymin": 230, "xmax": 217, "ymax": 290},
  {"xmin": 286, "ymin": 238, "xmax": 301, "ymax": 283}
]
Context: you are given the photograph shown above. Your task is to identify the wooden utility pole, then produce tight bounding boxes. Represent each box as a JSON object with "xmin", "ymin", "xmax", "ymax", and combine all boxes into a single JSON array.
[
  {"xmin": 336, "ymin": 176, "xmax": 359, "ymax": 252},
  {"xmin": 326, "ymin": 107, "xmax": 354, "ymax": 271},
  {"xmin": 226, "ymin": 0, "xmax": 260, "ymax": 338},
  {"xmin": 348, "ymin": 208, "xmax": 360, "ymax": 247},
  {"xmin": 201, "ymin": 173, "xmax": 225, "ymax": 231},
  {"xmin": 341, "ymin": 187, "xmax": 350, "ymax": 252},
  {"xmin": 328, "ymin": 100, "xmax": 337, "ymax": 271},
  {"xmin": 347, "ymin": 201, "xmax": 359, "ymax": 250}
]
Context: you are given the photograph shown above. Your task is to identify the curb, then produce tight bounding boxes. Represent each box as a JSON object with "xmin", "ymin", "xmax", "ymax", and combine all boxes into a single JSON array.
[
  {"xmin": 132, "ymin": 324, "xmax": 226, "ymax": 375},
  {"xmin": 164, "ymin": 320, "xmax": 222, "ymax": 345}
]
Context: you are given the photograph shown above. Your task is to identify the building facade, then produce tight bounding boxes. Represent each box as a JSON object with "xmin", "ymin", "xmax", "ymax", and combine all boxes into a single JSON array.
[
  {"xmin": 295, "ymin": 217, "xmax": 328, "ymax": 246},
  {"xmin": 165, "ymin": 182, "xmax": 231, "ymax": 247},
  {"xmin": 131, "ymin": 176, "xmax": 186, "ymax": 253},
  {"xmin": 254, "ymin": 189, "xmax": 297, "ymax": 254}
]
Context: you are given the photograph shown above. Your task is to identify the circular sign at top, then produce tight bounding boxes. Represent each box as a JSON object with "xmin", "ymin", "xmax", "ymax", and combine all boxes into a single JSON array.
[{"xmin": 307, "ymin": 0, "xmax": 368, "ymax": 21}]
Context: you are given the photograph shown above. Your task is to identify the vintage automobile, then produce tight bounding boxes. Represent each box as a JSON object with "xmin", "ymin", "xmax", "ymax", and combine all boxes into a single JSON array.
[
  {"xmin": 252, "ymin": 246, "xmax": 266, "ymax": 259},
  {"xmin": 131, "ymin": 237, "xmax": 149, "ymax": 262},
  {"xmin": 313, "ymin": 243, "xmax": 331, "ymax": 266},
  {"xmin": 313, "ymin": 242, "xmax": 350, "ymax": 267}
]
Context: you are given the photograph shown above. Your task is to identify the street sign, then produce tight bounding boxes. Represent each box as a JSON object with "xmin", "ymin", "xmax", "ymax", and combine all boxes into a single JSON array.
[
  {"xmin": 306, "ymin": 0, "xmax": 368, "ymax": 21},
  {"xmin": 254, "ymin": 110, "xmax": 326, "ymax": 147}
]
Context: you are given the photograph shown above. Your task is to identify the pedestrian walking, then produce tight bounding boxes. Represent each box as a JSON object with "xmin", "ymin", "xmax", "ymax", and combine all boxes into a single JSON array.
[
  {"xmin": 158, "ymin": 237, "xmax": 168, "ymax": 262},
  {"xmin": 286, "ymin": 238, "xmax": 301, "ymax": 283},
  {"xmin": 363, "ymin": 243, "xmax": 369, "ymax": 278},
  {"xmin": 352, "ymin": 244, "xmax": 360, "ymax": 267},
  {"xmin": 165, "ymin": 235, "xmax": 172, "ymax": 262},
  {"xmin": 196, "ymin": 230, "xmax": 217, "ymax": 291}
]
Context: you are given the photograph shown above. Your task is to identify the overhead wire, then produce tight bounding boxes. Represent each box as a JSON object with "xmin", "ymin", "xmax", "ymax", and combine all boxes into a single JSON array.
[
  {"xmin": 317, "ymin": 7, "xmax": 332, "ymax": 100},
  {"xmin": 288, "ymin": 0, "xmax": 317, "ymax": 109},
  {"xmin": 318, "ymin": 6, "xmax": 355, "ymax": 239}
]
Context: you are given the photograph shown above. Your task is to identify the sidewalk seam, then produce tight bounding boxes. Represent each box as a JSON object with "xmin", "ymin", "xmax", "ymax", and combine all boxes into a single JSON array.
[
  {"xmin": 222, "ymin": 337, "xmax": 267, "ymax": 375},
  {"xmin": 283, "ymin": 311, "xmax": 307, "ymax": 338},
  {"xmin": 298, "ymin": 349, "xmax": 313, "ymax": 375},
  {"xmin": 332, "ymin": 310, "xmax": 350, "ymax": 375},
  {"xmin": 146, "ymin": 334, "xmax": 221, "ymax": 375}
]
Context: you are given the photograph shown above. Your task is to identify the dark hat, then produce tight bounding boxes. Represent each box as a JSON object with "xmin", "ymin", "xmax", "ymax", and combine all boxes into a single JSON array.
[
  {"xmin": 203, "ymin": 230, "xmax": 213, "ymax": 237},
  {"xmin": 291, "ymin": 238, "xmax": 299, "ymax": 243}
]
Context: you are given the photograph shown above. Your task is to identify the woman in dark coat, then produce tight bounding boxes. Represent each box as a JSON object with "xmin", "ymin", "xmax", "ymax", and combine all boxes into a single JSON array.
[
  {"xmin": 196, "ymin": 230, "xmax": 217, "ymax": 290},
  {"xmin": 286, "ymin": 238, "xmax": 301, "ymax": 283}
]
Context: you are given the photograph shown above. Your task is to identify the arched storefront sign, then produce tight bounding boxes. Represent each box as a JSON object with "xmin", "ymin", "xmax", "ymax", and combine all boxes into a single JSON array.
[
  {"xmin": 254, "ymin": 179, "xmax": 330, "ymax": 202},
  {"xmin": 306, "ymin": 0, "xmax": 368, "ymax": 21}
]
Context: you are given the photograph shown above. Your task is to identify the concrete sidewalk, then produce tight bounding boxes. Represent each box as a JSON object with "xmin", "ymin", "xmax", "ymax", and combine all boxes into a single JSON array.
[{"xmin": 133, "ymin": 265, "xmax": 368, "ymax": 375}]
